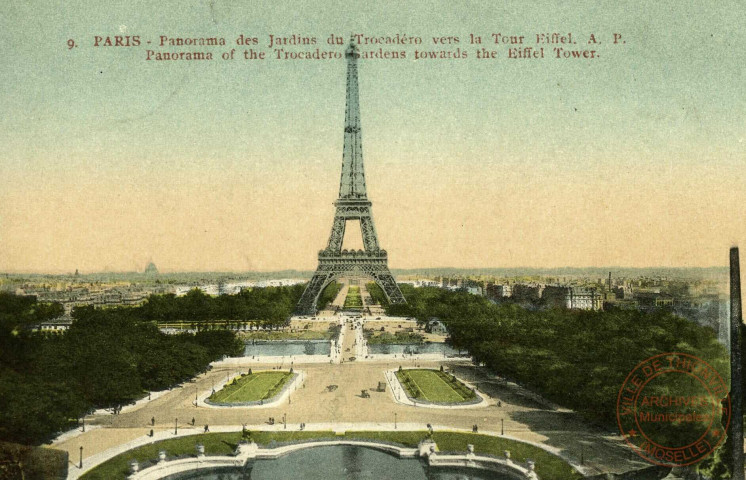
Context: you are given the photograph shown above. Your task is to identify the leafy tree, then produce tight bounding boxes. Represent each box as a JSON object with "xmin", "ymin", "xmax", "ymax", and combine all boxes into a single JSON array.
[
  {"xmin": 318, "ymin": 282, "xmax": 342, "ymax": 310},
  {"xmin": 388, "ymin": 287, "xmax": 729, "ymax": 429},
  {"xmin": 0, "ymin": 368, "xmax": 87, "ymax": 445},
  {"xmin": 366, "ymin": 282, "xmax": 388, "ymax": 306},
  {"xmin": 0, "ymin": 293, "xmax": 247, "ymax": 445},
  {"xmin": 193, "ymin": 329, "xmax": 244, "ymax": 358}
]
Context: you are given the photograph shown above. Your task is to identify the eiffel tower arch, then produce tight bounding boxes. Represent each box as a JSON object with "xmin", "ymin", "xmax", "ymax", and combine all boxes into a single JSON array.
[{"xmin": 296, "ymin": 37, "xmax": 406, "ymax": 315}]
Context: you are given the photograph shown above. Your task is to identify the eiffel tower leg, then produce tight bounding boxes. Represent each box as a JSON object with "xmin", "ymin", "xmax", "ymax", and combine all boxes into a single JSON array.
[
  {"xmin": 374, "ymin": 271, "xmax": 406, "ymax": 304},
  {"xmin": 327, "ymin": 217, "xmax": 347, "ymax": 252},
  {"xmin": 297, "ymin": 272, "xmax": 333, "ymax": 315},
  {"xmin": 359, "ymin": 216, "xmax": 380, "ymax": 251}
]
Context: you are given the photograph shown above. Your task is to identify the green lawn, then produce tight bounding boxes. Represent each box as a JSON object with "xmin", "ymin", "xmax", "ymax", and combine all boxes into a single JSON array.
[
  {"xmin": 208, "ymin": 371, "xmax": 292, "ymax": 403},
  {"xmin": 365, "ymin": 330, "xmax": 425, "ymax": 344},
  {"xmin": 343, "ymin": 286, "xmax": 363, "ymax": 309},
  {"xmin": 80, "ymin": 431, "xmax": 581, "ymax": 480},
  {"xmin": 396, "ymin": 369, "xmax": 476, "ymax": 403}
]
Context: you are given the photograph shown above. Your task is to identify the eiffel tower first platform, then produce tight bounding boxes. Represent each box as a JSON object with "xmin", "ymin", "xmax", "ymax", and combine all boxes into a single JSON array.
[{"xmin": 296, "ymin": 37, "xmax": 407, "ymax": 315}]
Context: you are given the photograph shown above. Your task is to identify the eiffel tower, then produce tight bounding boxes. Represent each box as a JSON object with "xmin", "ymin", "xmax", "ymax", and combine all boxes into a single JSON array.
[{"xmin": 296, "ymin": 37, "xmax": 406, "ymax": 315}]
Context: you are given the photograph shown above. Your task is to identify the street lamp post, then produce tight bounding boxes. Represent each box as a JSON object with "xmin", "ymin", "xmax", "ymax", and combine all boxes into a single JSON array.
[
  {"xmin": 394, "ymin": 412, "xmax": 397, "ymax": 429},
  {"xmin": 175, "ymin": 418, "xmax": 178, "ymax": 435},
  {"xmin": 283, "ymin": 413, "xmax": 287, "ymax": 430},
  {"xmin": 81, "ymin": 417, "xmax": 85, "ymax": 432},
  {"xmin": 79, "ymin": 446, "xmax": 83, "ymax": 469},
  {"xmin": 501, "ymin": 418, "xmax": 504, "ymax": 435}
]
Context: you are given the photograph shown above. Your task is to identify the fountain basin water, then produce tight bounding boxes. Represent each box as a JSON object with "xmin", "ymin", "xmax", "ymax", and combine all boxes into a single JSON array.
[
  {"xmin": 156, "ymin": 444, "xmax": 527, "ymax": 480},
  {"xmin": 367, "ymin": 343, "xmax": 461, "ymax": 356},
  {"xmin": 243, "ymin": 340, "xmax": 331, "ymax": 357}
]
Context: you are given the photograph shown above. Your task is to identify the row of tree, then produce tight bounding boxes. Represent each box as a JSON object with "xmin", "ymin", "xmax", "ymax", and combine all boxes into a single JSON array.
[
  {"xmin": 380, "ymin": 285, "xmax": 732, "ymax": 477},
  {"xmin": 0, "ymin": 292, "xmax": 63, "ymax": 332},
  {"xmin": 0, "ymin": 295, "xmax": 243, "ymax": 445},
  {"xmin": 136, "ymin": 282, "xmax": 340, "ymax": 325},
  {"xmin": 0, "ymin": 282, "xmax": 327, "ymax": 445},
  {"xmin": 138, "ymin": 285, "xmax": 306, "ymax": 325},
  {"xmin": 318, "ymin": 282, "xmax": 342, "ymax": 311},
  {"xmin": 385, "ymin": 286, "xmax": 730, "ymax": 420},
  {"xmin": 366, "ymin": 282, "xmax": 387, "ymax": 306}
]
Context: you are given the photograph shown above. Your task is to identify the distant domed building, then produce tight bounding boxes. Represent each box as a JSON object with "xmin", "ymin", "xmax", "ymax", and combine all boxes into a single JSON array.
[{"xmin": 144, "ymin": 262, "xmax": 159, "ymax": 275}]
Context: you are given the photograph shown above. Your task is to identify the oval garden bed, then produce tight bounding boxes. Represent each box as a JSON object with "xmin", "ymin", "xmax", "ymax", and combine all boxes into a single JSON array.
[
  {"xmin": 206, "ymin": 370, "xmax": 295, "ymax": 406},
  {"xmin": 395, "ymin": 368, "xmax": 482, "ymax": 406}
]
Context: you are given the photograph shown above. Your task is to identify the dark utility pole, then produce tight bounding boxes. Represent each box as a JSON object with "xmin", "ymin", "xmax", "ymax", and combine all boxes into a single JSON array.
[{"xmin": 730, "ymin": 247, "xmax": 744, "ymax": 480}]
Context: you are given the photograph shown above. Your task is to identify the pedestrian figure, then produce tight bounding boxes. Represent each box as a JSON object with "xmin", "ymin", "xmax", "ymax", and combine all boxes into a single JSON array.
[
  {"xmin": 204, "ymin": 424, "xmax": 209, "ymax": 433},
  {"xmin": 192, "ymin": 417, "xmax": 195, "ymax": 425},
  {"xmin": 151, "ymin": 416, "xmax": 155, "ymax": 426},
  {"xmin": 498, "ymin": 401, "xmax": 502, "ymax": 407}
]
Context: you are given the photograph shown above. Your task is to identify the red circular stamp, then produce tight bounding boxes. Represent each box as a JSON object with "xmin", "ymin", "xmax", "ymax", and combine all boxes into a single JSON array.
[{"xmin": 616, "ymin": 352, "xmax": 730, "ymax": 466}]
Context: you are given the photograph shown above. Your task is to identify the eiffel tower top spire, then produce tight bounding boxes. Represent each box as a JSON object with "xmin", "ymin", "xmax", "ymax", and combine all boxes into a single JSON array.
[{"xmin": 338, "ymin": 35, "xmax": 367, "ymax": 200}]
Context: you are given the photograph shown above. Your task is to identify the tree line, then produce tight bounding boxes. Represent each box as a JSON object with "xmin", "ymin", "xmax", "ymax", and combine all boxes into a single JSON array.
[
  {"xmin": 138, "ymin": 284, "xmax": 306, "ymax": 326},
  {"xmin": 0, "ymin": 282, "xmax": 329, "ymax": 445},
  {"xmin": 0, "ymin": 293, "xmax": 242, "ymax": 445},
  {"xmin": 318, "ymin": 281, "xmax": 342, "ymax": 312},
  {"xmin": 379, "ymin": 285, "xmax": 733, "ymax": 477},
  {"xmin": 137, "ymin": 282, "xmax": 339, "ymax": 326},
  {"xmin": 384, "ymin": 286, "xmax": 730, "ymax": 419}
]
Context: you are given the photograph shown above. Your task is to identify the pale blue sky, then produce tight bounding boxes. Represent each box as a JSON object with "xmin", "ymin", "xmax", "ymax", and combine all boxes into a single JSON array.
[{"xmin": 1, "ymin": 1, "xmax": 744, "ymax": 272}]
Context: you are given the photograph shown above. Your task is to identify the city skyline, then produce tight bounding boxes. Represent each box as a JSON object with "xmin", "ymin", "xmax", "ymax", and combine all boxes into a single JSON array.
[{"xmin": 2, "ymin": 1, "xmax": 744, "ymax": 272}]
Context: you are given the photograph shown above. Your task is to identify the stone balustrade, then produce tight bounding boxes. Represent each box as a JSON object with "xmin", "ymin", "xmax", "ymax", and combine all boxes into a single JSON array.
[{"xmin": 128, "ymin": 440, "xmax": 539, "ymax": 480}]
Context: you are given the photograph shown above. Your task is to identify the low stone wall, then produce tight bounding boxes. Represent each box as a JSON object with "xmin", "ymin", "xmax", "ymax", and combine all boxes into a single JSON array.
[
  {"xmin": 585, "ymin": 465, "xmax": 671, "ymax": 479},
  {"xmin": 213, "ymin": 350, "xmax": 337, "ymax": 366},
  {"xmin": 427, "ymin": 454, "xmax": 535, "ymax": 479},
  {"xmin": 128, "ymin": 440, "xmax": 537, "ymax": 480},
  {"xmin": 66, "ymin": 424, "xmax": 584, "ymax": 480}
]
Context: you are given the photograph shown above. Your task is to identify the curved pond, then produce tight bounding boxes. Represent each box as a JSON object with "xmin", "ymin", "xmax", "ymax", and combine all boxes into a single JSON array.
[
  {"xmin": 243, "ymin": 340, "xmax": 331, "ymax": 357},
  {"xmin": 164, "ymin": 445, "xmax": 512, "ymax": 479}
]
